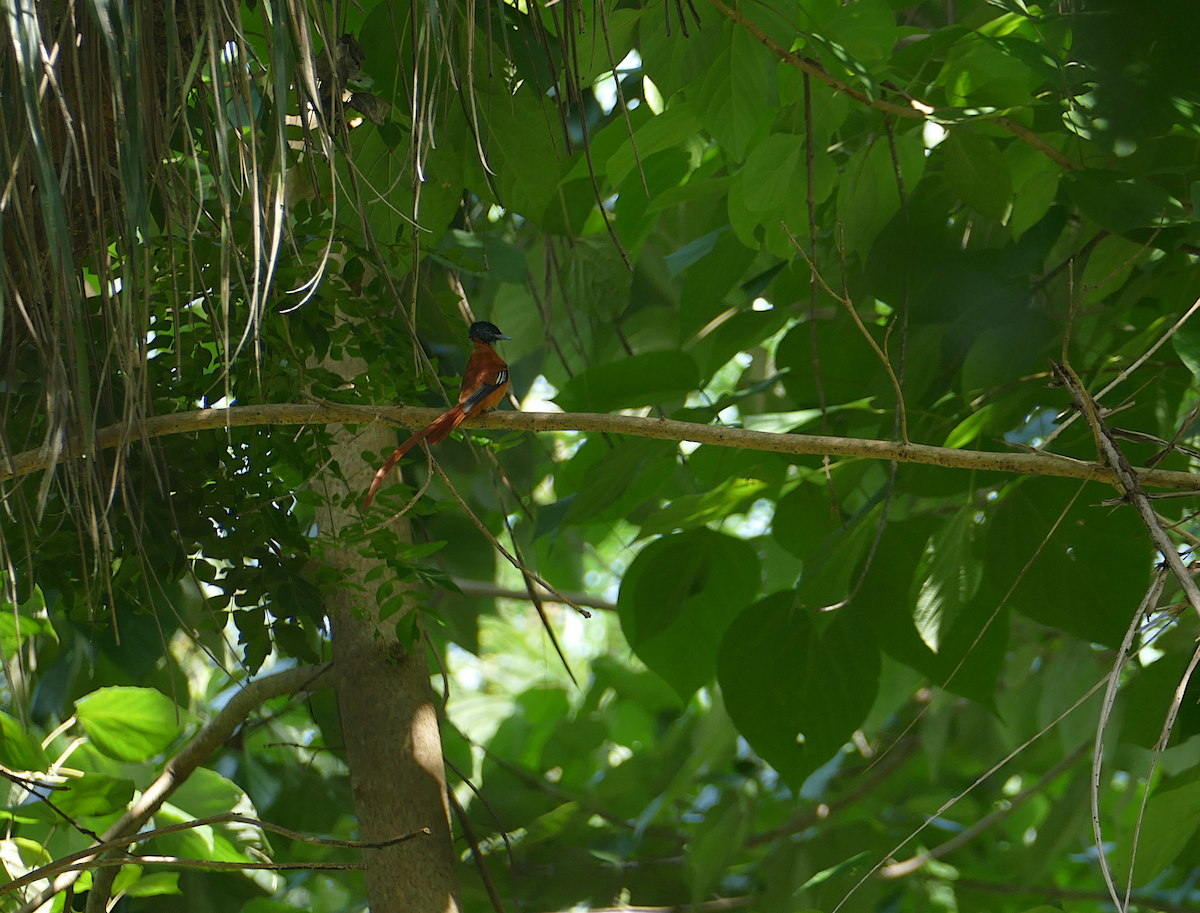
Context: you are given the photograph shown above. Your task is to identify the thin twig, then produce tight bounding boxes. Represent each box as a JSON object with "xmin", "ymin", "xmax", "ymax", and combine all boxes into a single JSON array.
[
  {"xmin": 1091, "ymin": 570, "xmax": 1167, "ymax": 910},
  {"xmin": 882, "ymin": 742, "xmax": 1088, "ymax": 878},
  {"xmin": 783, "ymin": 223, "xmax": 909, "ymax": 443},
  {"xmin": 832, "ymin": 672, "xmax": 1113, "ymax": 913}
]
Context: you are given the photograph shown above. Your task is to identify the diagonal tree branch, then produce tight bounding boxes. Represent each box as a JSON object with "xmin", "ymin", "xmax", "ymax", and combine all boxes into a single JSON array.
[
  {"xmin": 703, "ymin": 0, "xmax": 1079, "ymax": 171},
  {"xmin": 15, "ymin": 663, "xmax": 339, "ymax": 913},
  {"xmin": 6, "ymin": 403, "xmax": 1200, "ymax": 492}
]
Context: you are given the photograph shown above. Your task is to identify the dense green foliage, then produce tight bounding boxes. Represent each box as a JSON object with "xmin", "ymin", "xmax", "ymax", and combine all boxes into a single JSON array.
[{"xmin": 5, "ymin": 0, "xmax": 1200, "ymax": 910}]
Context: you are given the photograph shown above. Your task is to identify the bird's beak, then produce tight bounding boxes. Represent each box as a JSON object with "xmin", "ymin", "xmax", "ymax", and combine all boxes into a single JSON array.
[{"xmin": 495, "ymin": 333, "xmax": 511, "ymax": 341}]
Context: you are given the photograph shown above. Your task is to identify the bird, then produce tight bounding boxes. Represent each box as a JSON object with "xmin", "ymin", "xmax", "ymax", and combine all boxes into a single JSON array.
[{"xmin": 362, "ymin": 321, "xmax": 511, "ymax": 510}]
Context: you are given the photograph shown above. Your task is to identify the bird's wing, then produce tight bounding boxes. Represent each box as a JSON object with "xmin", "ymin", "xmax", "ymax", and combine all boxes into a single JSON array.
[{"xmin": 461, "ymin": 368, "xmax": 509, "ymax": 415}]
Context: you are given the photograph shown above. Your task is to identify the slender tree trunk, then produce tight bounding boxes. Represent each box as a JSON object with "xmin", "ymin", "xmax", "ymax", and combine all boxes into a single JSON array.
[{"xmin": 316, "ymin": 356, "xmax": 461, "ymax": 913}]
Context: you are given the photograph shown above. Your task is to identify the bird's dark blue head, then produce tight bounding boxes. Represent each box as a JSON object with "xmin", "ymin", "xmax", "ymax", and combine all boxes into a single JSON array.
[{"xmin": 469, "ymin": 321, "xmax": 510, "ymax": 344}]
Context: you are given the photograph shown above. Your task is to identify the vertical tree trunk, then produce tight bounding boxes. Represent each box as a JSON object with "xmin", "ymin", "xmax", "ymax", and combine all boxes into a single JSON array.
[{"xmin": 316, "ymin": 360, "xmax": 461, "ymax": 913}]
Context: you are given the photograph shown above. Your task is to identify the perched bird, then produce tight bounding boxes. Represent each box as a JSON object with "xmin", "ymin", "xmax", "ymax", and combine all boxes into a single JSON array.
[{"xmin": 362, "ymin": 321, "xmax": 511, "ymax": 510}]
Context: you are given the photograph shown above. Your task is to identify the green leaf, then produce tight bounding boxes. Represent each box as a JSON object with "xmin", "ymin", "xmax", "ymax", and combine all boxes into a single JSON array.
[
  {"xmin": 1112, "ymin": 773, "xmax": 1200, "ymax": 887},
  {"xmin": 556, "ymin": 235, "xmax": 635, "ymax": 322},
  {"xmin": 639, "ymin": 477, "xmax": 768, "ymax": 537},
  {"xmin": 432, "ymin": 229, "xmax": 528, "ymax": 283},
  {"xmin": 980, "ymin": 477, "xmax": 1151, "ymax": 647},
  {"xmin": 856, "ymin": 516, "xmax": 1008, "ymax": 706},
  {"xmin": 679, "ymin": 230, "xmax": 758, "ymax": 338},
  {"xmin": 910, "ymin": 507, "xmax": 983, "ymax": 654},
  {"xmin": 482, "ymin": 87, "xmax": 563, "ymax": 224},
  {"xmin": 55, "ymin": 775, "xmax": 135, "ymax": 818},
  {"xmin": 718, "ymin": 592, "xmax": 881, "ymax": 790},
  {"xmin": 169, "ymin": 767, "xmax": 248, "ymax": 817},
  {"xmin": 943, "ymin": 128, "xmax": 1012, "ymax": 220},
  {"xmin": 742, "ymin": 134, "xmax": 805, "ymax": 212},
  {"xmin": 772, "ymin": 482, "xmax": 839, "ymax": 562},
  {"xmin": 943, "ymin": 405, "xmax": 994, "ymax": 449},
  {"xmin": 1174, "ymin": 309, "xmax": 1200, "ymax": 384},
  {"xmin": 819, "ymin": 0, "xmax": 897, "ymax": 65},
  {"xmin": 836, "ymin": 133, "xmax": 925, "ymax": 260},
  {"xmin": 797, "ymin": 851, "xmax": 870, "ymax": 892},
  {"xmin": 793, "ymin": 503, "xmax": 882, "ymax": 609},
  {"xmin": 0, "ymin": 712, "xmax": 51, "ymax": 772},
  {"xmin": 75, "ymin": 687, "xmax": 192, "ymax": 762},
  {"xmin": 696, "ymin": 28, "xmax": 774, "ymax": 162},
  {"xmin": 618, "ymin": 529, "xmax": 760, "ymax": 699},
  {"xmin": 606, "ymin": 102, "xmax": 702, "ymax": 188},
  {"xmin": 1010, "ymin": 170, "xmax": 1061, "ymax": 241},
  {"xmin": 638, "ymin": 0, "xmax": 724, "ymax": 98},
  {"xmin": 563, "ymin": 438, "xmax": 677, "ymax": 525},
  {"xmin": 1065, "ymin": 170, "xmax": 1180, "ymax": 233},
  {"xmin": 576, "ymin": 8, "xmax": 643, "ymax": 86},
  {"xmin": 124, "ymin": 872, "xmax": 182, "ymax": 898},
  {"xmin": 554, "ymin": 350, "xmax": 700, "ymax": 412}
]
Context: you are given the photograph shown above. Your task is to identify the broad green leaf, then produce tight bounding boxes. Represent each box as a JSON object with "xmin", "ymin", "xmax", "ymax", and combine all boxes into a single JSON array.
[
  {"xmin": 793, "ymin": 503, "xmax": 883, "ymax": 610},
  {"xmin": 1120, "ymin": 651, "xmax": 1200, "ymax": 749},
  {"xmin": 1065, "ymin": 170, "xmax": 1181, "ymax": 233},
  {"xmin": 718, "ymin": 592, "xmax": 881, "ymax": 789},
  {"xmin": 943, "ymin": 128, "xmax": 1012, "ymax": 220},
  {"xmin": 638, "ymin": 0, "xmax": 724, "ymax": 98},
  {"xmin": 75, "ymin": 687, "xmax": 192, "ymax": 762},
  {"xmin": 1173, "ymin": 309, "xmax": 1200, "ymax": 384},
  {"xmin": 0, "ymin": 712, "xmax": 51, "ymax": 773},
  {"xmin": 775, "ymin": 313, "xmax": 884, "ymax": 407},
  {"xmin": 618, "ymin": 529, "xmax": 760, "ymax": 699},
  {"xmin": 576, "ymin": 8, "xmax": 642, "ymax": 86},
  {"xmin": 1011, "ymin": 171, "xmax": 1061, "ymax": 241},
  {"xmin": 688, "ymin": 790, "xmax": 755, "ymax": 905},
  {"xmin": 772, "ymin": 482, "xmax": 839, "ymax": 562},
  {"xmin": 556, "ymin": 235, "xmax": 634, "ymax": 322},
  {"xmin": 55, "ymin": 775, "xmax": 135, "ymax": 818},
  {"xmin": 152, "ymin": 801, "xmax": 256, "ymax": 863},
  {"xmin": 939, "ymin": 38, "xmax": 1039, "ymax": 108},
  {"xmin": 856, "ymin": 517, "xmax": 1008, "ymax": 706},
  {"xmin": 836, "ymin": 133, "xmax": 925, "ymax": 260},
  {"xmin": 1080, "ymin": 234, "xmax": 1145, "ymax": 304},
  {"xmin": 1112, "ymin": 773, "xmax": 1200, "ymax": 886},
  {"xmin": 980, "ymin": 477, "xmax": 1150, "ymax": 648},
  {"xmin": 554, "ymin": 350, "xmax": 700, "ymax": 413},
  {"xmin": 696, "ymin": 28, "xmax": 774, "ymax": 162},
  {"xmin": 819, "ymin": 0, "xmax": 897, "ymax": 65},
  {"xmin": 943, "ymin": 405, "xmax": 994, "ymax": 449},
  {"xmin": 742, "ymin": 134, "xmax": 806, "ymax": 212},
  {"xmin": 680, "ymin": 230, "xmax": 758, "ymax": 338},
  {"xmin": 639, "ymin": 477, "xmax": 768, "ymax": 537},
  {"xmin": 124, "ymin": 871, "xmax": 182, "ymax": 898},
  {"xmin": 563, "ymin": 438, "xmax": 676, "ymax": 525},
  {"xmin": 170, "ymin": 767, "xmax": 248, "ymax": 817},
  {"xmin": 910, "ymin": 507, "xmax": 983, "ymax": 654},
  {"xmin": 432, "ymin": 229, "xmax": 527, "ymax": 283},
  {"xmin": 482, "ymin": 88, "xmax": 562, "ymax": 224},
  {"xmin": 606, "ymin": 102, "xmax": 702, "ymax": 187}
]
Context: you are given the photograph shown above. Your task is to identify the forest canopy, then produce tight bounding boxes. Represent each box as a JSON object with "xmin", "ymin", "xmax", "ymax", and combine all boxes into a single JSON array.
[{"xmin": 4, "ymin": 0, "xmax": 1200, "ymax": 912}]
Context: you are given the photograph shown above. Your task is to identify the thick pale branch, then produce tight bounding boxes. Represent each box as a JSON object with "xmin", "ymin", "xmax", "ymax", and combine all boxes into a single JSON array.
[
  {"xmin": 17, "ymin": 664, "xmax": 338, "ymax": 913},
  {"xmin": 8, "ymin": 403, "xmax": 1200, "ymax": 492}
]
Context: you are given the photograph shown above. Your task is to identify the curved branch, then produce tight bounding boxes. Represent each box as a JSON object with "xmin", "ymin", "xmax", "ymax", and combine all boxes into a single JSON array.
[
  {"xmin": 704, "ymin": 0, "xmax": 1079, "ymax": 171},
  {"xmin": 7, "ymin": 402, "xmax": 1200, "ymax": 492},
  {"xmin": 18, "ymin": 663, "xmax": 338, "ymax": 913}
]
